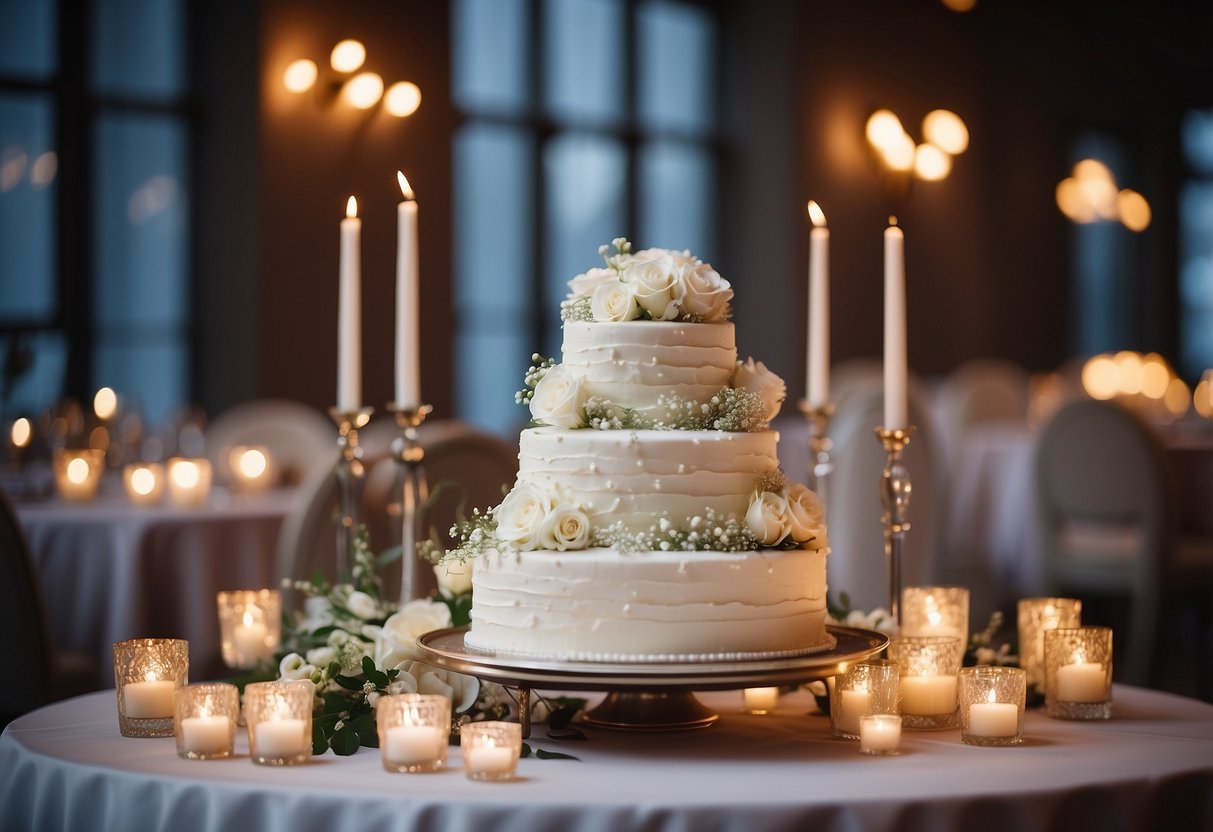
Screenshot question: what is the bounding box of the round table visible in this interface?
[3,686,1211,832]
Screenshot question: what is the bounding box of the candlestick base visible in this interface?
[385,403,432,605]
[875,426,915,625]
[797,400,834,513]
[329,406,375,583]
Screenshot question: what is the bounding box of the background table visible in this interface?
[15,487,297,684]
[3,686,1211,832]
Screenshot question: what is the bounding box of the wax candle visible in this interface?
[254,719,308,757]
[465,744,515,776]
[836,688,871,735]
[967,701,1018,737]
[54,449,104,501]
[883,219,907,429]
[180,715,232,755]
[233,613,271,663]
[859,715,901,755]
[167,457,212,507]
[338,195,362,411]
[1055,661,1106,703]
[123,462,164,506]
[124,680,177,719]
[899,674,958,716]
[395,172,420,408]
[806,200,830,407]
[385,724,445,765]
[744,687,779,713]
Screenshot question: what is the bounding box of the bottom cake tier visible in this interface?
[466,547,830,662]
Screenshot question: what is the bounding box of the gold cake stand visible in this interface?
[415,625,888,735]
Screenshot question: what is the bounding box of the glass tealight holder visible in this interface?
[167,456,212,507]
[244,681,313,766]
[859,714,902,756]
[889,635,963,729]
[228,445,274,493]
[1045,626,1113,720]
[829,660,900,739]
[461,721,522,781]
[1017,597,1082,691]
[122,462,165,506]
[377,693,451,773]
[901,585,970,641]
[174,682,239,760]
[217,589,281,669]
[743,687,780,714]
[959,666,1026,747]
[113,638,189,738]
[53,448,105,502]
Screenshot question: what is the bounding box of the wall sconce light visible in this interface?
[1055,158,1150,231]
[281,39,421,119]
[865,108,968,203]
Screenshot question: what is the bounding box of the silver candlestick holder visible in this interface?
[798,400,835,513]
[329,406,374,583]
[875,426,914,626]
[386,403,432,605]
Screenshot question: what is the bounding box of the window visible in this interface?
[0,0,191,429]
[1180,109,1213,380]
[451,0,720,434]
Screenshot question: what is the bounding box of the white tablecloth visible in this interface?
[16,487,297,684]
[3,686,1211,832]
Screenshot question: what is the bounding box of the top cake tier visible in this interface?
[561,320,737,420]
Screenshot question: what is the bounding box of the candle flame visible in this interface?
[397,171,414,200]
[145,671,158,683]
[987,689,996,704]
[243,610,256,628]
[807,200,826,227]
[927,609,942,627]
[888,215,898,226]
[346,196,357,218]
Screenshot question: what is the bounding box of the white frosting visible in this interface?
[517,427,779,532]
[561,320,736,419]
[467,547,830,661]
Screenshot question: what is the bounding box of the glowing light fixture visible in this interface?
[385,81,422,117]
[283,59,318,93]
[866,109,906,152]
[237,448,268,479]
[94,387,118,420]
[344,71,384,109]
[1117,189,1151,231]
[330,39,366,73]
[10,417,31,449]
[914,143,952,181]
[1195,372,1213,419]
[1057,159,1151,231]
[1081,355,1119,400]
[922,110,969,155]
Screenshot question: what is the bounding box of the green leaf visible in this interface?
[311,722,330,755]
[333,674,364,692]
[361,656,389,688]
[535,748,580,761]
[349,713,379,748]
[322,691,349,713]
[309,625,338,639]
[519,742,533,759]
[547,706,579,731]
[545,727,586,741]
[331,726,361,756]
[376,544,403,567]
[315,711,343,730]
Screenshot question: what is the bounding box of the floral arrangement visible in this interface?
[560,238,733,324]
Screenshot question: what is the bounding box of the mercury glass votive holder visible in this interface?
[113,638,189,738]
[122,462,165,506]
[743,687,780,714]
[244,681,313,766]
[1017,596,1082,691]
[859,714,902,756]
[174,682,239,760]
[227,445,274,492]
[901,585,970,642]
[53,448,105,502]
[830,660,900,739]
[377,693,451,773]
[959,666,1026,747]
[216,589,281,669]
[1044,626,1113,720]
[167,456,212,507]
[461,721,522,781]
[889,635,963,729]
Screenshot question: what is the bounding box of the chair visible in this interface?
[0,490,98,722]
[1032,399,1191,685]
[204,398,335,486]
[934,358,1030,476]
[276,419,518,603]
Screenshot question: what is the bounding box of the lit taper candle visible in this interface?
[883,217,907,429]
[807,200,830,407]
[395,172,420,408]
[338,196,362,411]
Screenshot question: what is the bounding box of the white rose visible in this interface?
[746,490,791,546]
[494,482,553,550]
[537,504,591,551]
[621,253,685,321]
[346,590,379,620]
[734,357,787,421]
[374,599,453,670]
[299,595,334,631]
[326,628,352,648]
[629,247,698,268]
[435,559,473,598]
[784,482,826,547]
[566,266,619,299]
[529,364,584,428]
[278,653,317,681]
[404,660,482,713]
[306,646,337,667]
[679,263,732,321]
[590,281,641,322]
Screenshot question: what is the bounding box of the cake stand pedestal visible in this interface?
[415,625,888,736]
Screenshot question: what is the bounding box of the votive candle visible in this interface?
[959,666,1026,746]
[461,721,522,781]
[113,638,189,738]
[174,682,239,760]
[1017,596,1082,691]
[167,457,212,507]
[377,693,451,773]
[244,681,313,766]
[54,448,105,502]
[859,714,901,756]
[830,660,899,740]
[1045,626,1113,720]
[743,687,779,714]
[122,462,164,506]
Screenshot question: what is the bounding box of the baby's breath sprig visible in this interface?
[443,508,500,563]
[515,354,558,406]
[560,296,595,323]
[583,396,649,431]
[599,237,633,270]
[591,510,759,553]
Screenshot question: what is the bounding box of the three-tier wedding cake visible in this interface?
[446,240,832,661]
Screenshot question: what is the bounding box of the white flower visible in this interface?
[590,281,641,322]
[346,590,379,620]
[538,504,591,551]
[404,660,481,713]
[339,639,370,675]
[435,559,473,598]
[278,653,317,681]
[621,252,685,321]
[299,595,334,631]
[733,357,787,421]
[838,607,899,636]
[566,266,619,299]
[629,247,698,268]
[784,482,827,548]
[306,646,337,667]
[374,598,453,671]
[679,262,732,321]
[494,482,553,550]
[529,364,584,428]
[746,490,791,546]
[326,628,352,648]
